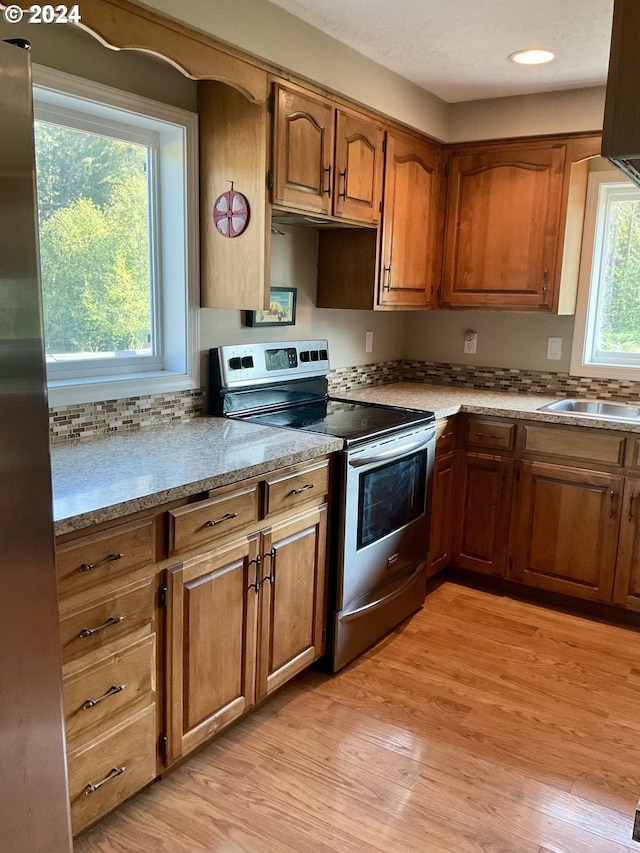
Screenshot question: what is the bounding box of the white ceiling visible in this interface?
[266,0,614,103]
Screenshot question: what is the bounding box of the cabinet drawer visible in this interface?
[60,578,154,665]
[523,424,625,465]
[465,418,515,452]
[57,517,158,600]
[68,704,156,835]
[168,484,259,556]
[434,418,456,454]
[264,460,330,517]
[64,635,155,749]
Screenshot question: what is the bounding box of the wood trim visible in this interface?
[77,0,269,102]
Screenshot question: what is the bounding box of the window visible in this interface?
[571,169,640,380]
[32,66,199,405]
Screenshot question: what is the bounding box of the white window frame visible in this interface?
[571,169,640,381]
[32,66,200,406]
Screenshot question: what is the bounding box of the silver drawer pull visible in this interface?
[79,553,124,573]
[78,615,125,638]
[473,432,501,439]
[205,512,237,527]
[82,684,126,710]
[85,766,126,795]
[290,483,314,496]
[439,432,454,440]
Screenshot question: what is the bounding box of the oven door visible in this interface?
[337,424,435,612]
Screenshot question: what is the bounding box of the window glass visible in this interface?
[35,121,156,367]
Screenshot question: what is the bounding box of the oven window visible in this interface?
[357,449,427,549]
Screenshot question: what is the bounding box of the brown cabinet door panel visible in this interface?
[613,478,640,610]
[257,505,327,699]
[334,110,384,223]
[379,132,441,308]
[166,537,258,762]
[428,450,456,577]
[513,461,622,601]
[273,85,334,214]
[452,454,513,576]
[442,144,565,309]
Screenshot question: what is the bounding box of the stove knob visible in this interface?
[241,356,254,369]
[310,350,319,361]
[300,351,310,362]
[228,357,242,370]
[319,349,328,361]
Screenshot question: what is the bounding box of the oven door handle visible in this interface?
[339,564,425,623]
[347,430,435,468]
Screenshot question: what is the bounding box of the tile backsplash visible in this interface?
[49,388,205,445]
[49,360,640,443]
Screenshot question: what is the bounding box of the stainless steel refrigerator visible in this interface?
[0,38,73,852]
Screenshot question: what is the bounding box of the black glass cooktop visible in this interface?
[238,398,434,445]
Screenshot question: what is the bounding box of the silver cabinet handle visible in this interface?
[473,432,501,439]
[82,684,126,710]
[383,266,392,291]
[78,615,125,639]
[339,168,347,199]
[248,554,262,594]
[79,553,124,573]
[290,483,314,496]
[628,493,637,522]
[85,766,126,795]
[609,490,617,519]
[205,512,237,527]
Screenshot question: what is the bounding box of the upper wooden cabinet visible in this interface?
[440,135,600,312]
[378,132,442,308]
[272,82,384,225]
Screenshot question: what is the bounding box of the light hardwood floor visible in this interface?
[74,581,640,852]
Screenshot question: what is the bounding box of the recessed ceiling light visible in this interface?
[508,48,555,66]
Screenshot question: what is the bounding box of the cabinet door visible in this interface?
[452,453,514,576]
[512,462,622,601]
[427,450,456,578]
[441,144,565,310]
[334,109,384,224]
[257,504,327,700]
[613,478,640,610]
[272,84,335,215]
[379,132,441,308]
[166,537,259,763]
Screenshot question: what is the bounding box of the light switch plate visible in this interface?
[547,337,563,360]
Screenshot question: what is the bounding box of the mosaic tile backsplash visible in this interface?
[49,361,640,443]
[49,388,205,445]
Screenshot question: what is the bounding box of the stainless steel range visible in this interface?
[209,340,435,671]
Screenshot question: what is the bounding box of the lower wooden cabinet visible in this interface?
[511,461,623,601]
[612,478,640,610]
[427,450,456,577]
[166,503,328,764]
[452,453,514,576]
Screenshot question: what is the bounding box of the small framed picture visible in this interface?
[245,287,297,327]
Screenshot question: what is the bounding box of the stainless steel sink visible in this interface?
[537,398,640,422]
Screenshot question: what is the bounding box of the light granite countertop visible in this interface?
[51,418,343,536]
[339,382,640,432]
[52,384,640,536]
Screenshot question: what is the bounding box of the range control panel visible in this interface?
[214,340,330,389]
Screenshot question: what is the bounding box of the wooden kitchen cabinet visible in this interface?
[56,515,162,835]
[440,134,600,312]
[427,419,457,577]
[165,460,330,765]
[452,452,514,576]
[612,478,640,610]
[272,82,384,224]
[378,131,442,308]
[317,129,442,310]
[511,461,623,601]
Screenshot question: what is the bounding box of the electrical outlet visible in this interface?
[365,330,373,353]
[463,330,478,354]
[547,337,563,360]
